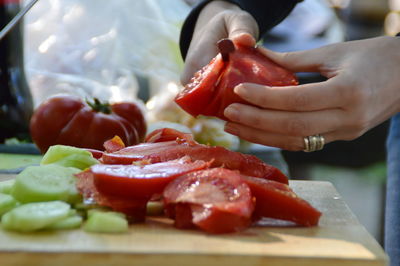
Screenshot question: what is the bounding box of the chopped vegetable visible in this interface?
[41,145,99,170]
[1,201,71,232]
[83,210,128,233]
[12,164,80,204]
[0,193,18,216]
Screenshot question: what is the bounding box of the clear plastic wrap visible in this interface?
[24,0,191,106]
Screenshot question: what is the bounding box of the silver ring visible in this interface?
[303,134,325,152]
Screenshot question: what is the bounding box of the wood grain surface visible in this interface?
[0,175,389,266]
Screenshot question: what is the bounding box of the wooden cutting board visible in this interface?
[0,174,389,266]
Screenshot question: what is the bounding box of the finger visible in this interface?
[224,122,336,151]
[234,79,344,111]
[225,11,258,45]
[180,33,220,85]
[258,46,330,73]
[224,103,346,137]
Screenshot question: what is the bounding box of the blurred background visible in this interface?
[13,0,400,245]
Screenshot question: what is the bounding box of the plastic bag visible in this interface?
[24,0,191,106]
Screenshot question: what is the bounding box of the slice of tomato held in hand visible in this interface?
[242,175,322,226]
[175,39,298,120]
[163,168,255,234]
[30,96,146,153]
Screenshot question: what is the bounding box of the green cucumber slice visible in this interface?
[41,145,98,170]
[0,179,15,194]
[47,215,83,230]
[83,211,128,233]
[0,193,18,216]
[12,164,80,203]
[1,201,70,232]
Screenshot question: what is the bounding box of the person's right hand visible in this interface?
[181,0,259,85]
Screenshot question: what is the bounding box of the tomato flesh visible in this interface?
[175,42,298,120]
[75,170,148,222]
[145,127,195,144]
[163,168,254,234]
[242,175,322,226]
[175,56,225,117]
[102,138,288,184]
[92,157,211,199]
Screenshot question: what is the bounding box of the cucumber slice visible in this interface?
[0,193,18,216]
[41,145,98,170]
[0,179,15,194]
[83,211,129,233]
[12,164,80,203]
[87,209,126,219]
[47,215,83,230]
[1,201,70,232]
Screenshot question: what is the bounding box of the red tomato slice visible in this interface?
[145,128,195,144]
[102,137,288,184]
[84,148,104,159]
[75,170,147,222]
[175,41,298,120]
[175,56,225,117]
[163,168,254,234]
[92,157,211,199]
[103,135,126,153]
[242,175,322,226]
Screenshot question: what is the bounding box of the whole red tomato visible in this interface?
[30,95,146,153]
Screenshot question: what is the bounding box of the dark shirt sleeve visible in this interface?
[179,0,301,60]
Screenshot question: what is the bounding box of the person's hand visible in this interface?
[181,0,259,85]
[223,36,400,151]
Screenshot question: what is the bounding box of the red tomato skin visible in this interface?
[102,139,288,184]
[163,168,254,234]
[76,170,147,222]
[175,42,298,120]
[30,95,146,153]
[242,175,322,226]
[29,96,84,153]
[92,157,211,199]
[112,102,146,141]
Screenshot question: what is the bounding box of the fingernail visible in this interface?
[224,123,239,135]
[234,84,246,96]
[224,105,239,121]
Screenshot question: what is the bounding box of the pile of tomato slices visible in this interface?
[76,128,321,234]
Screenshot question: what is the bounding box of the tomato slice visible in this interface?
[145,128,195,144]
[163,168,254,234]
[102,137,288,184]
[175,41,298,120]
[103,135,126,153]
[75,170,148,222]
[92,157,211,199]
[175,56,225,117]
[85,148,104,159]
[242,175,322,226]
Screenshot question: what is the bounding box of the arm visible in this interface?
[180,0,300,85]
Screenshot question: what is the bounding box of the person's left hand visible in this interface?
[181,1,258,85]
[223,36,400,151]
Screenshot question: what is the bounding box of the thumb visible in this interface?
[226,11,258,47]
[259,46,328,73]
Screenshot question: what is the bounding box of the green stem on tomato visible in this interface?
[86,98,111,114]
